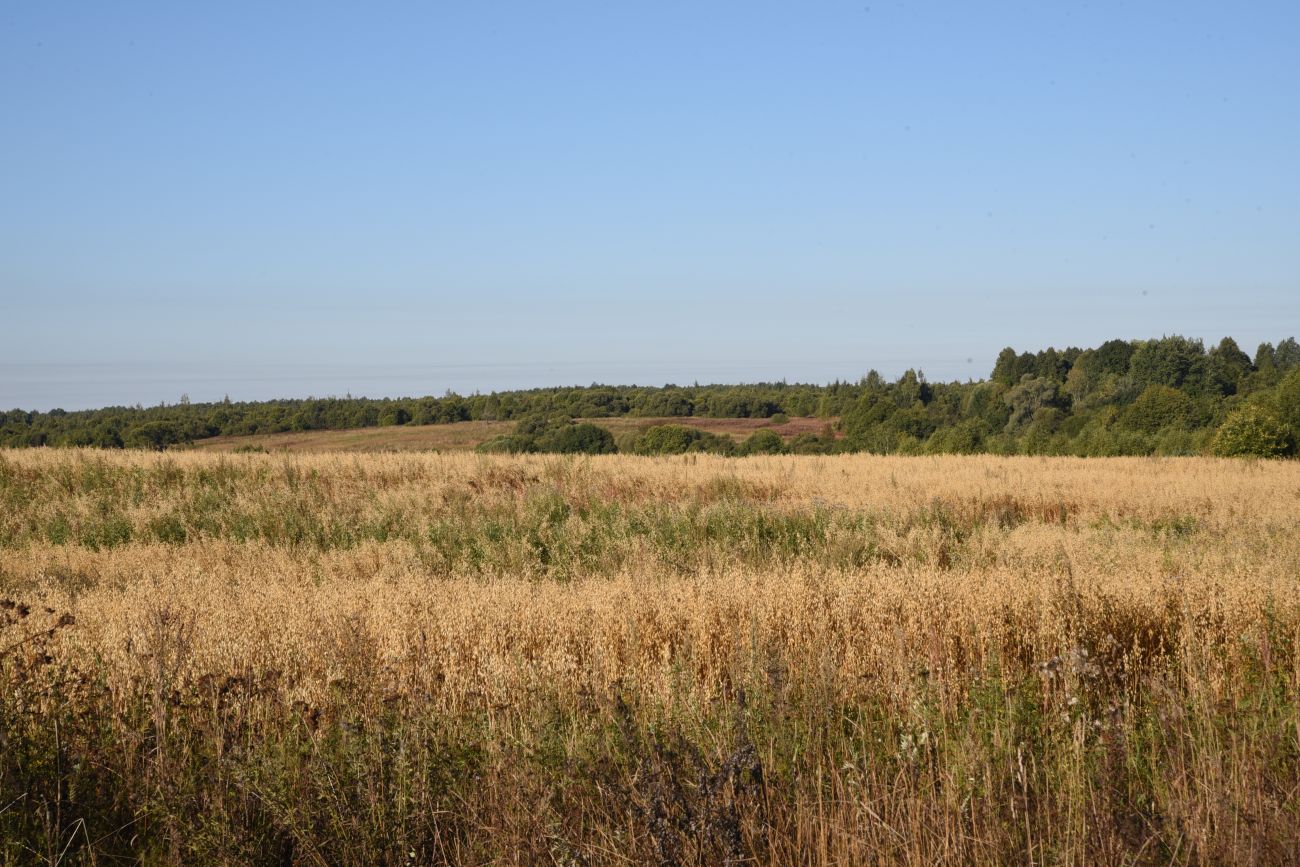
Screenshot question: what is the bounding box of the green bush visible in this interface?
[630,425,735,456]
[786,432,834,454]
[537,423,617,455]
[925,421,984,455]
[475,435,537,454]
[124,421,186,450]
[740,429,785,455]
[514,413,571,438]
[1211,405,1294,457]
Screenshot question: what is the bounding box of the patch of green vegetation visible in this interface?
[4,335,1298,458]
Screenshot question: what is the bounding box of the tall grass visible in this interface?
[1,450,1298,864]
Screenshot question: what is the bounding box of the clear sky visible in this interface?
[3,1,1298,410]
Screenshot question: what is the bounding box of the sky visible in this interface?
[2,1,1298,411]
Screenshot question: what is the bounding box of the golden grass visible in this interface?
[1,450,1298,863]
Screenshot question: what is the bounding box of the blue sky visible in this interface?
[3,1,1298,410]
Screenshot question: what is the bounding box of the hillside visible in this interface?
[187,415,836,453]
[4,335,1298,457]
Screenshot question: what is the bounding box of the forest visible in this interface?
[3,335,1298,457]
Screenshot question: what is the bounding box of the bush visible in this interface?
[475,435,537,454]
[630,425,734,456]
[925,421,984,455]
[124,421,186,450]
[537,423,617,455]
[1211,405,1294,458]
[769,413,790,426]
[514,413,572,438]
[849,423,905,455]
[786,432,833,455]
[740,429,785,455]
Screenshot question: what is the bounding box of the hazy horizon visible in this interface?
[6,327,1295,412]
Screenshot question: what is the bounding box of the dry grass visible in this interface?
[1,450,1298,864]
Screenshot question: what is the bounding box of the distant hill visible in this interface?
[3,335,1297,457]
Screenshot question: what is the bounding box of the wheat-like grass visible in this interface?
[1,450,1297,864]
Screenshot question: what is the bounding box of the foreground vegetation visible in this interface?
[4,334,1299,457]
[2,449,1298,863]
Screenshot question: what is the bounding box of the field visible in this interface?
[1,450,1298,864]
[187,416,836,453]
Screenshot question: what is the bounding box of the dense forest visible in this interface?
[3,335,1298,457]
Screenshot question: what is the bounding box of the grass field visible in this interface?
[1,450,1298,864]
[187,415,837,452]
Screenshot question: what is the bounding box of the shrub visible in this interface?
[785,432,832,455]
[630,425,734,455]
[475,435,537,454]
[925,421,984,455]
[537,423,617,455]
[514,413,572,438]
[1211,405,1294,457]
[124,421,186,450]
[740,429,785,455]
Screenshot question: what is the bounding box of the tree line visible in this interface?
[3,335,1298,457]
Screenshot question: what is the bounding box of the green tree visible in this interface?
[1093,339,1135,377]
[378,406,411,426]
[888,404,937,440]
[925,420,984,454]
[1003,376,1061,432]
[991,348,1035,386]
[1205,337,1253,396]
[1273,368,1300,433]
[893,369,932,407]
[125,421,185,450]
[1276,337,1300,370]
[964,381,1011,430]
[1128,336,1206,393]
[1117,385,1194,433]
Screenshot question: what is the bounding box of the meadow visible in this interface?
[1,449,1298,864]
